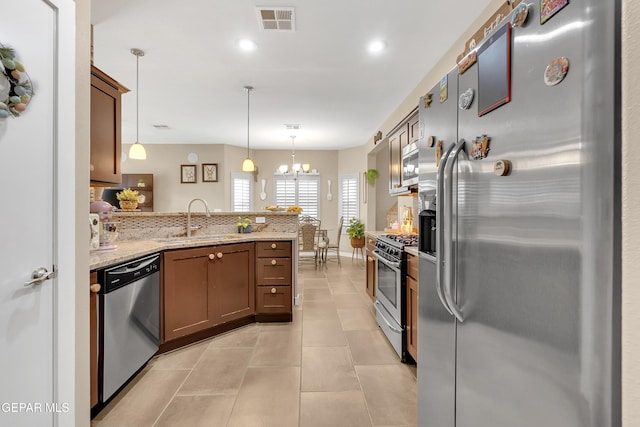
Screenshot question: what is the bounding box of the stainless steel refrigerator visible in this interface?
[417,2,620,426]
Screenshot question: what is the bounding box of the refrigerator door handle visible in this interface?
[443,139,466,322]
[436,142,456,316]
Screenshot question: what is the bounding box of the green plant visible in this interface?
[365,169,379,186]
[346,217,365,239]
[235,216,253,229]
[116,188,140,201]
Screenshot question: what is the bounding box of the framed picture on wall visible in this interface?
[180,164,197,183]
[202,163,218,182]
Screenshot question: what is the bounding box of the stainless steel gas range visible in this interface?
[373,233,417,362]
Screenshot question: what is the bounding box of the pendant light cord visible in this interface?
[246,87,251,157]
[136,53,139,143]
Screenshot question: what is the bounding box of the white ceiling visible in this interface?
[91,0,493,151]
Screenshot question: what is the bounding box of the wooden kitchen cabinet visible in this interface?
[89,271,99,409]
[387,106,417,195]
[162,242,255,342]
[406,252,418,361]
[255,241,293,320]
[90,66,129,186]
[365,237,377,301]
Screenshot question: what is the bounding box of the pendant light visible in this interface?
[241,85,255,172]
[129,48,147,160]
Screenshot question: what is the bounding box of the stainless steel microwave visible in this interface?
[401,142,419,187]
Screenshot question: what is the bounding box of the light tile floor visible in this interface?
[92,257,417,427]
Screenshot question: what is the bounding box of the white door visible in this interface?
[0,1,76,425]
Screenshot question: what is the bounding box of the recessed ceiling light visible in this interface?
[368,40,386,54]
[239,39,258,52]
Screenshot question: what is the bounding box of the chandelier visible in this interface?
[279,135,310,176]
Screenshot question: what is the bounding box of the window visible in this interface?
[231,172,253,212]
[339,173,359,230]
[274,174,320,218]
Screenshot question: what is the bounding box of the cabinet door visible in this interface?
[366,248,377,301]
[388,130,402,193]
[90,68,124,185]
[406,275,418,361]
[212,243,255,323]
[408,111,420,144]
[163,247,215,341]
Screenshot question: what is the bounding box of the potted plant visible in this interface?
[365,169,379,186]
[116,188,140,211]
[235,216,253,233]
[346,217,365,248]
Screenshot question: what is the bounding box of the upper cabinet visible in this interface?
[388,107,418,195]
[90,66,129,186]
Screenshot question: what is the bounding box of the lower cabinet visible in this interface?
[255,241,292,318]
[163,242,255,342]
[365,237,377,301]
[406,252,418,361]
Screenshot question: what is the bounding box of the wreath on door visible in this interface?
[0,43,34,118]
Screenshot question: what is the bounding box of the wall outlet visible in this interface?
[255,216,266,224]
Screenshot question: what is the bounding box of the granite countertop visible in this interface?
[365,230,387,239]
[90,232,298,270]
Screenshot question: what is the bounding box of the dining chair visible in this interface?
[298,216,322,266]
[324,216,344,267]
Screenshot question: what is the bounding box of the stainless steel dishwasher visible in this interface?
[99,253,160,403]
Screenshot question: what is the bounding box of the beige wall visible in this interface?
[622,0,639,422]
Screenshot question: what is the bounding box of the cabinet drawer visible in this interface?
[256,241,292,258]
[407,253,418,280]
[366,237,377,252]
[256,258,292,286]
[256,285,292,314]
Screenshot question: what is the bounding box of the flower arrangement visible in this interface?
[116,188,140,201]
[286,206,303,213]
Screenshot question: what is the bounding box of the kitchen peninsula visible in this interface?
[89,211,299,414]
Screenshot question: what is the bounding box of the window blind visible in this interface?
[274,174,320,217]
[231,173,252,212]
[339,173,359,228]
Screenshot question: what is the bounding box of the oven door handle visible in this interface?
[374,301,404,333]
[372,250,401,270]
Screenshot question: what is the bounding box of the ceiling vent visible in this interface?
[153,124,170,129]
[256,7,295,31]
[285,124,300,130]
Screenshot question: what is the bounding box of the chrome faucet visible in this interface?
[187,198,211,237]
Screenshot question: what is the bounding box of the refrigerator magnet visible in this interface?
[457,51,477,75]
[436,140,443,166]
[544,57,570,86]
[493,160,512,176]
[424,93,433,108]
[440,75,448,103]
[540,0,569,25]
[511,2,529,28]
[471,135,491,160]
[459,88,475,110]
[427,136,435,148]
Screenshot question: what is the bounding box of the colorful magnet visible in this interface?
[457,51,477,75]
[544,57,570,86]
[493,160,512,176]
[435,140,443,166]
[440,75,448,103]
[459,88,475,110]
[540,0,569,25]
[427,136,435,147]
[470,135,491,160]
[424,93,433,108]
[511,2,529,27]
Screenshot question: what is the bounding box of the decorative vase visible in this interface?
[237,225,252,234]
[119,200,138,211]
[350,236,365,248]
